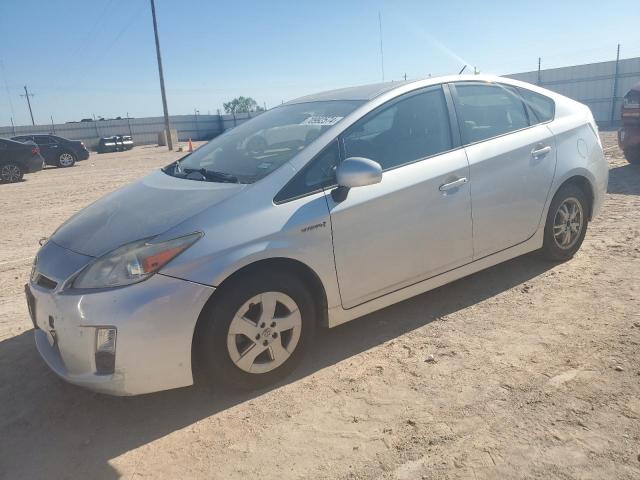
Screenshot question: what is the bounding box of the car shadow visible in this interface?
[0,253,554,479]
[607,163,640,195]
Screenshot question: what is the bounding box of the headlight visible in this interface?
[71,232,202,289]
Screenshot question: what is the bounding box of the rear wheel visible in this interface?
[541,184,589,261]
[57,151,76,168]
[195,271,316,390]
[623,147,640,165]
[0,163,24,183]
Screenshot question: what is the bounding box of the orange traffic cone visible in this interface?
[188,138,194,152]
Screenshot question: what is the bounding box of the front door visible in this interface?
[327,86,473,308]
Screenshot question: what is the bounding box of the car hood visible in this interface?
[51,169,246,257]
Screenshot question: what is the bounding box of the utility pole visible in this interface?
[378,11,385,82]
[126,112,133,137]
[10,116,15,136]
[50,115,55,134]
[403,73,407,81]
[537,57,542,85]
[610,43,621,127]
[21,85,35,125]
[150,0,172,150]
[194,108,200,140]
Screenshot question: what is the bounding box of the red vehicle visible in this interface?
[618,82,640,164]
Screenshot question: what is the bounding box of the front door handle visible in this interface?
[531,145,551,159]
[439,177,468,191]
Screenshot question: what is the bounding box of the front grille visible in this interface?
[35,274,57,290]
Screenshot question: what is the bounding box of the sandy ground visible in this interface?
[0,133,638,480]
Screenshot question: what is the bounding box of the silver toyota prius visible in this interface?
[26,75,608,395]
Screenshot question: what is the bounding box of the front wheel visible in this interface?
[57,152,76,168]
[540,184,589,261]
[0,163,24,183]
[195,271,316,390]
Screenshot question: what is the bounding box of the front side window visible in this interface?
[343,87,453,170]
[518,88,555,123]
[454,83,529,144]
[166,100,363,184]
[274,141,340,203]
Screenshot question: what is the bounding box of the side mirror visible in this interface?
[336,157,382,188]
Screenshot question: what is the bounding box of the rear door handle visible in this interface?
[439,177,468,191]
[531,145,551,159]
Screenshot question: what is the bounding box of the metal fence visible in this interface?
[0,112,258,150]
[505,56,640,127]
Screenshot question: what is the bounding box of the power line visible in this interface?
[0,59,15,121]
[378,11,385,82]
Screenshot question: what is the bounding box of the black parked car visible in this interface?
[11,134,89,167]
[0,138,44,183]
[97,135,134,153]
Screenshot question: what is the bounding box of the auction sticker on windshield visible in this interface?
[300,116,343,126]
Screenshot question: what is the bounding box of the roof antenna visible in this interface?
[378,11,385,82]
[458,65,467,74]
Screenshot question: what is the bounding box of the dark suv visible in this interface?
[11,134,90,168]
[618,82,640,164]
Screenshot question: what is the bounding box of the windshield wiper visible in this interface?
[183,168,239,184]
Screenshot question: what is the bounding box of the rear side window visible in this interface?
[343,87,453,170]
[518,88,555,123]
[34,136,55,144]
[454,83,529,144]
[274,141,340,203]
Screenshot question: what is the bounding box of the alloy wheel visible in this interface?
[59,153,75,167]
[226,291,302,374]
[552,197,583,250]
[1,164,22,182]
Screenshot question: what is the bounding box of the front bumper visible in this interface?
[27,274,214,396]
[77,149,90,161]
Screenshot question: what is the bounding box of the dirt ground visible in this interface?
[0,133,638,480]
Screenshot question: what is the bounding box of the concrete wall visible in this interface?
[505,57,640,127]
[0,112,259,150]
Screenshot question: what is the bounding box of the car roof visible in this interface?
[283,74,554,106]
[284,80,415,104]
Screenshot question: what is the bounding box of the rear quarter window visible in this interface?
[518,88,555,123]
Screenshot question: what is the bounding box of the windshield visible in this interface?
[164,100,363,184]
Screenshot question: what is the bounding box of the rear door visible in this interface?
[34,135,60,163]
[327,85,473,308]
[450,82,557,259]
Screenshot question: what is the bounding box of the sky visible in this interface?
[0,0,638,126]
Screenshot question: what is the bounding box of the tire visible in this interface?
[540,183,589,261]
[57,151,76,168]
[195,270,317,390]
[0,163,24,183]
[623,147,640,165]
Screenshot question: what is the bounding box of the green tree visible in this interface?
[223,96,265,114]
